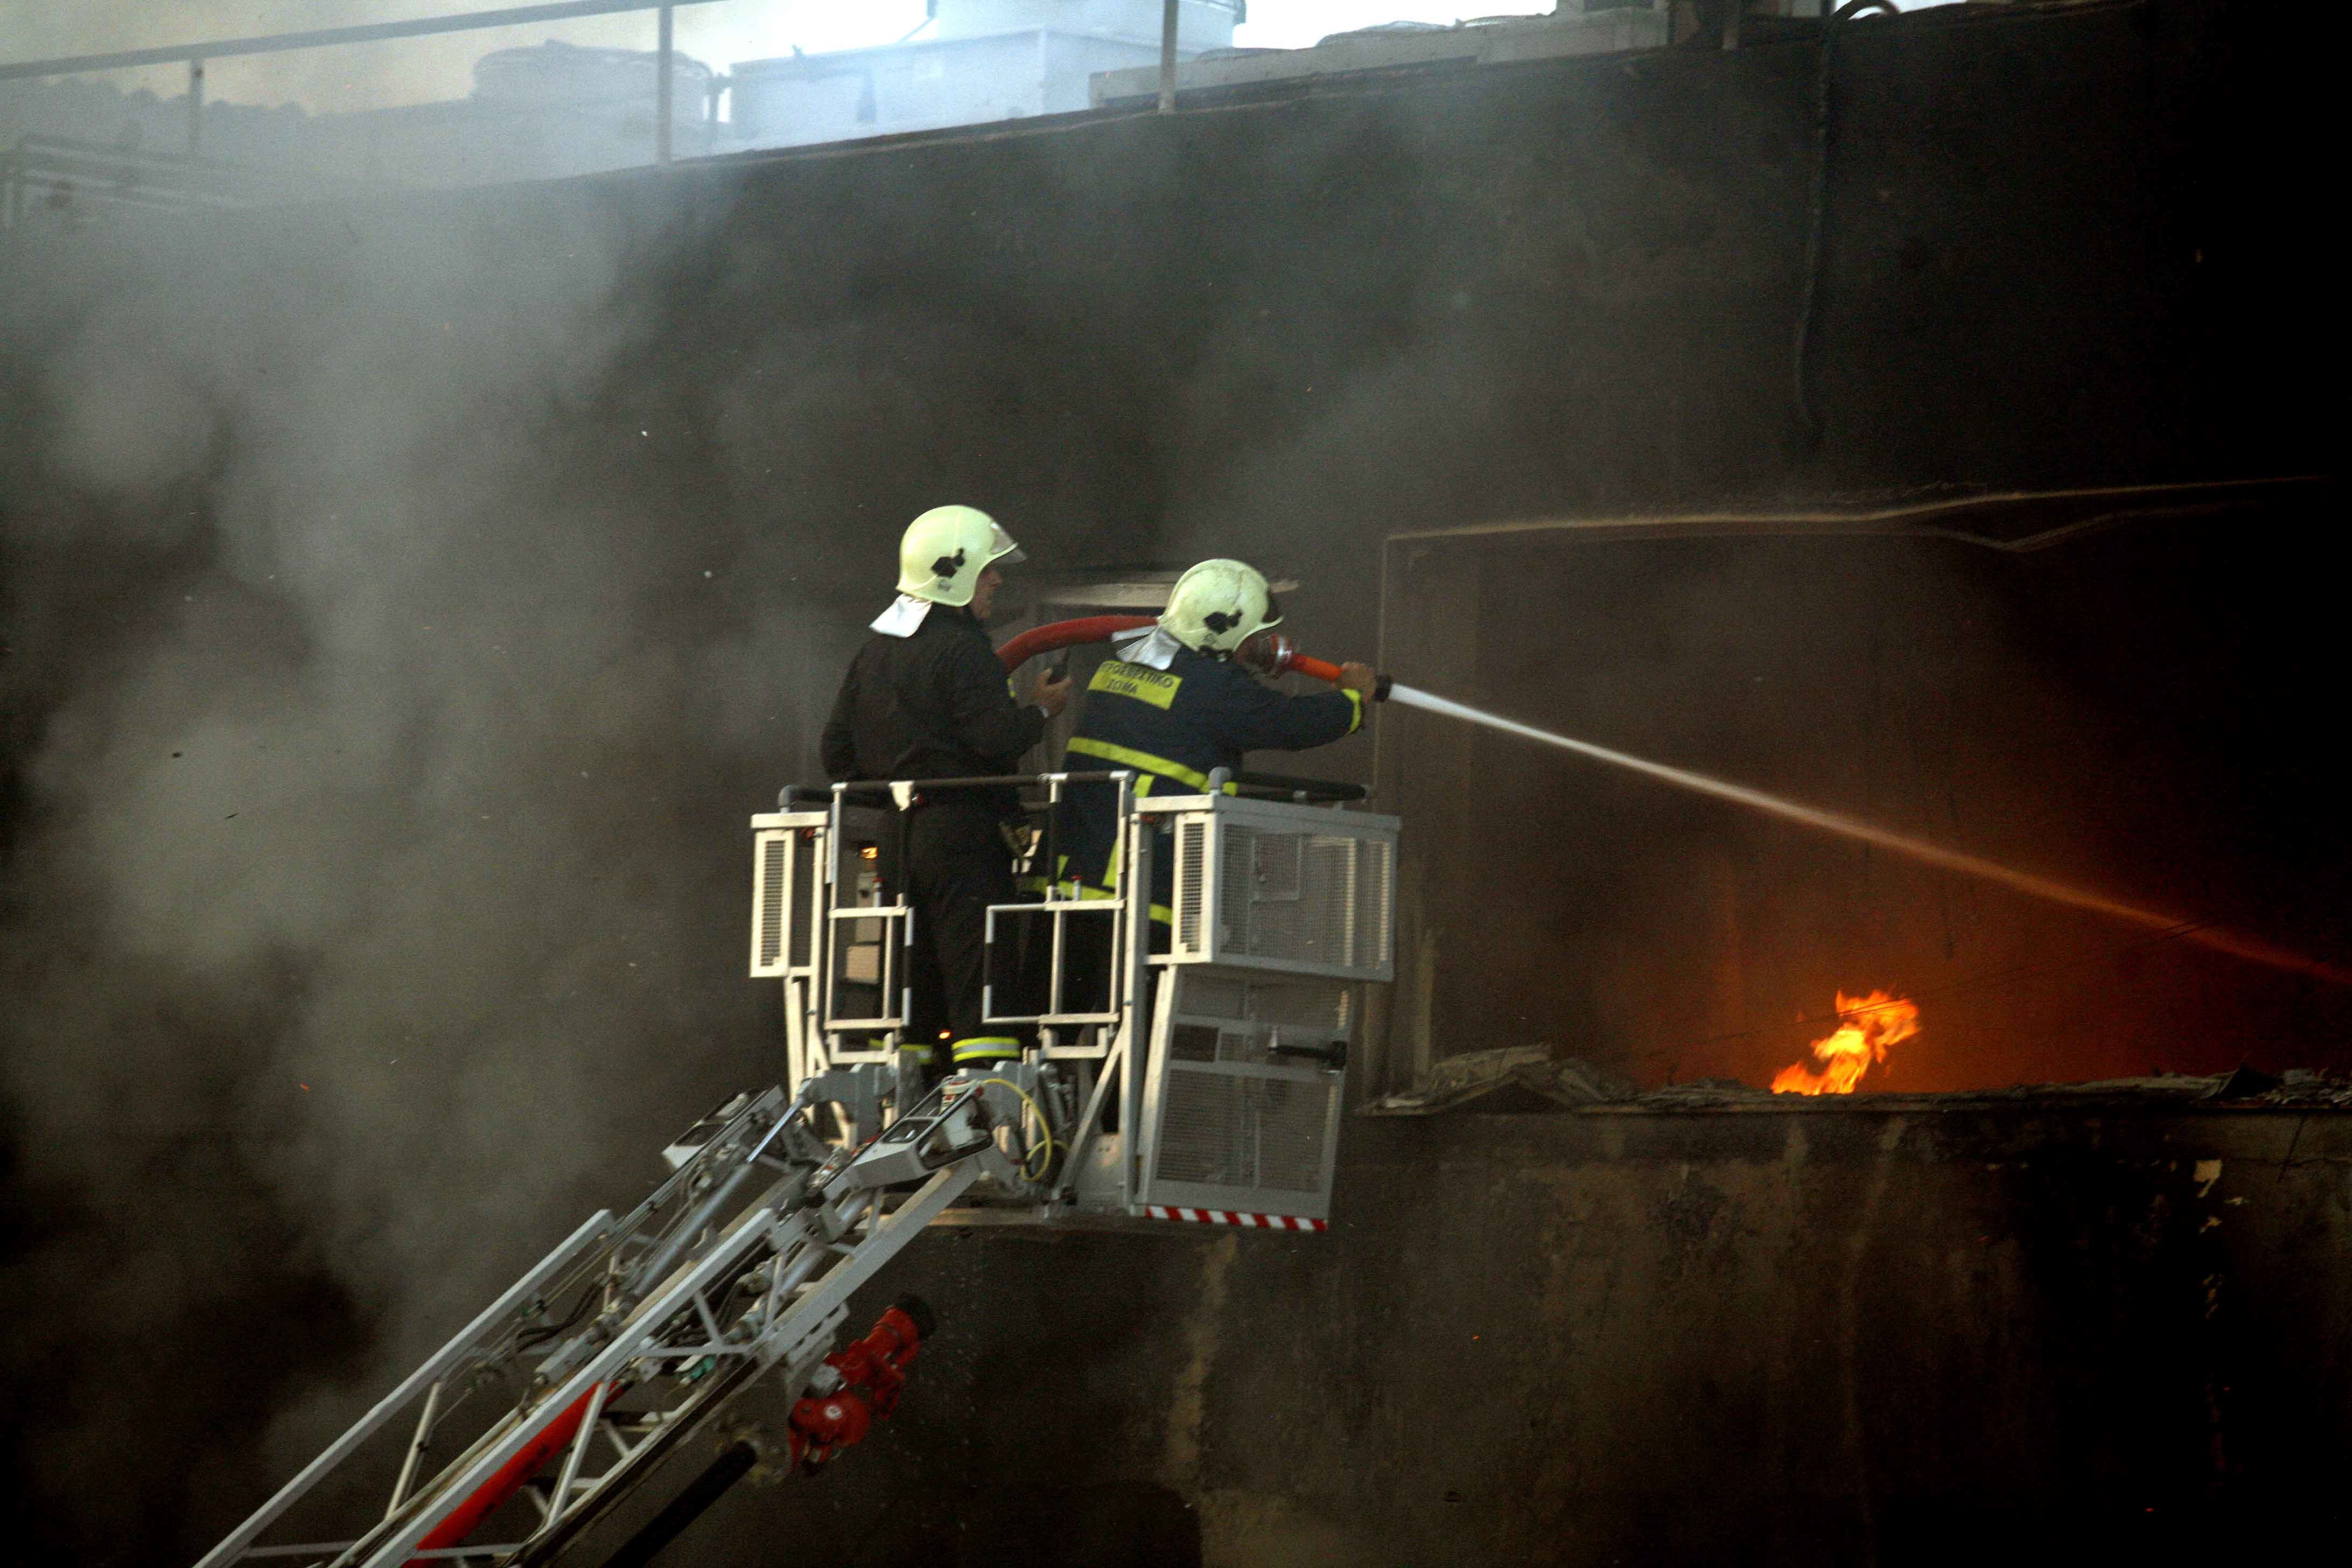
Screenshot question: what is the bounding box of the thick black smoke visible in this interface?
[0,104,1177,1555]
[0,170,874,1557]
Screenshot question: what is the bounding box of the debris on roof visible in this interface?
[1364,1057,2352,1115]
[1364,1047,1636,1115]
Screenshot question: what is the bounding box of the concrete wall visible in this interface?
[562,1105,2352,1566]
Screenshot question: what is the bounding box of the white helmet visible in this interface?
[1160,558,1283,656]
[897,505,1025,607]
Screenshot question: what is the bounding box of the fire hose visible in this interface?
[996,615,1393,699]
[992,614,1153,670]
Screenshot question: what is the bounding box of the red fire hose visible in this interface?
[996,618,1383,696]
[1254,634,1347,685]
[993,615,1154,671]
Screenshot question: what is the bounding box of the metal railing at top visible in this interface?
[786,768,1367,813]
[778,765,1382,1044]
[0,0,1217,180]
[0,2,728,165]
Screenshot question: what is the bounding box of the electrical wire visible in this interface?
[1790,5,1840,445]
[1791,0,1904,446]
[974,1077,1058,1182]
[514,1273,603,1354]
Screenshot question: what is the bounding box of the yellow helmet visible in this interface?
[1160,558,1283,655]
[896,505,1025,606]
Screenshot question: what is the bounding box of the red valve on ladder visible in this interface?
[789,1296,934,1471]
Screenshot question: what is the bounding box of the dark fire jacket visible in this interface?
[820,606,1045,814]
[1052,646,1363,913]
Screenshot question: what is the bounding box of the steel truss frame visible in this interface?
[197,1087,1014,1568]
[203,769,1390,1567]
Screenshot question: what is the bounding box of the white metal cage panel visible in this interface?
[747,811,825,980]
[1165,1023,1344,1070]
[1173,816,1212,959]
[819,808,908,1051]
[1160,797,1397,981]
[1167,974,1350,1030]
[1135,964,1348,1223]
[1141,1061,1339,1220]
[819,908,908,1053]
[755,831,789,972]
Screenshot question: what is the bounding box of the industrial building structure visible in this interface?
[1,3,1819,213]
[0,2,2343,1565]
[2,0,1247,202]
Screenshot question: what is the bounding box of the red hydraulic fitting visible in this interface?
[788,1295,934,1472]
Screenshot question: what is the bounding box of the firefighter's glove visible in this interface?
[998,817,1040,861]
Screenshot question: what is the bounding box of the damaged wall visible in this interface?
[552,1105,2352,1567]
[1371,494,2352,1096]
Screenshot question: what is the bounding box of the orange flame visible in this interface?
[1770,991,1920,1095]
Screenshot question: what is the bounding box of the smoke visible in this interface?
[0,172,848,1557]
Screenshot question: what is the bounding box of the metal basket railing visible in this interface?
[751,767,1395,1222]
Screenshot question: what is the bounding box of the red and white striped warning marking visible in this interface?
[1144,1205,1327,1232]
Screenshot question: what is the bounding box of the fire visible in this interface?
[1770,991,1920,1095]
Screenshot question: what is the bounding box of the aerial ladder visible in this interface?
[197,622,1397,1567]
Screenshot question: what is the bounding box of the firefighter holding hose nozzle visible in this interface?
[821,506,1071,1086]
[1052,559,1376,1002]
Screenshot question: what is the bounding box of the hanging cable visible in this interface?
[1791,0,1900,446]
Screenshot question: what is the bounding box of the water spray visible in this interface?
[1004,619,2349,987]
[1380,684,2349,985]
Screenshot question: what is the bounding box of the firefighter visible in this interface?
[1050,559,1376,1006]
[821,505,1070,1082]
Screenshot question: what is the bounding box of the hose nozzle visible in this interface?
[1237,630,1294,675]
[1242,632,1389,699]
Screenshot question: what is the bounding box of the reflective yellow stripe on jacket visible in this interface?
[950,1035,1021,1063]
[1065,735,1209,792]
[1065,737,1246,796]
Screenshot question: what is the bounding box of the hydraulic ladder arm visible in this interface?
[195,1080,1017,1568]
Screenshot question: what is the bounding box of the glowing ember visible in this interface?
[1770,991,1920,1095]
